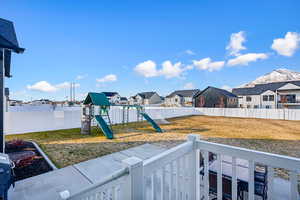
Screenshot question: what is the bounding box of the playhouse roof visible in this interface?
[83,92,110,106]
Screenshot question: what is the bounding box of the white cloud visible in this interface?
[185,49,195,55]
[271,32,300,57]
[134,60,192,79]
[27,81,80,92]
[56,82,80,89]
[96,74,118,83]
[183,82,195,89]
[27,81,58,92]
[227,53,268,66]
[226,31,246,56]
[134,60,158,78]
[193,57,225,72]
[76,74,88,80]
[160,61,185,79]
[221,85,232,92]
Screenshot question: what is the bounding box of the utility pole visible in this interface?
[70,82,73,103]
[73,82,76,102]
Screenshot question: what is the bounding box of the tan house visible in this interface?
[164,89,200,107]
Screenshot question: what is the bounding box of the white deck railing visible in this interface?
[66,135,300,200]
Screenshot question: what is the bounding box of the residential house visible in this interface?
[165,89,200,107]
[119,97,128,105]
[129,92,162,105]
[30,99,52,105]
[102,92,121,104]
[232,80,300,109]
[8,99,23,106]
[194,86,238,108]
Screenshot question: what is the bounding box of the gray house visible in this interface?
[129,92,162,105]
[194,86,238,108]
[232,80,300,109]
[165,89,200,107]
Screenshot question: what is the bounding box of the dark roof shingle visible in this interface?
[137,92,157,99]
[195,86,237,98]
[166,89,200,98]
[232,80,300,96]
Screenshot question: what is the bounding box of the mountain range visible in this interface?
[239,68,300,88]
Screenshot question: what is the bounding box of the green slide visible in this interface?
[94,115,114,139]
[140,113,163,133]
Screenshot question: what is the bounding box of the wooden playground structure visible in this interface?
[81,92,163,139]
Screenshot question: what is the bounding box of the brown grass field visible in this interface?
[6,115,300,168]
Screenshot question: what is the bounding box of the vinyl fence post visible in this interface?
[122,156,144,200]
[187,134,200,200]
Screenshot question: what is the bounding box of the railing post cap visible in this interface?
[122,156,143,168]
[187,134,200,141]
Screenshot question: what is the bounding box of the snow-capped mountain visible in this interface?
[240,68,300,88]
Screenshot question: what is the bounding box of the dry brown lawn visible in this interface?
[6,115,300,168]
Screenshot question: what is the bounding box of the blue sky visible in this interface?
[1,0,300,101]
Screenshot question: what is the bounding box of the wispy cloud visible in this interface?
[193,57,225,72]
[271,32,300,57]
[134,60,192,79]
[96,74,118,83]
[76,74,88,80]
[227,53,268,66]
[27,81,80,92]
[184,49,196,55]
[226,31,246,56]
[221,85,232,92]
[183,82,195,89]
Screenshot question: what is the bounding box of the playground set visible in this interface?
[81,92,163,139]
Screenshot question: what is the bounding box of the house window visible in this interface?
[263,95,268,101]
[254,105,259,109]
[175,99,178,102]
[266,105,271,109]
[246,96,252,102]
[269,95,274,101]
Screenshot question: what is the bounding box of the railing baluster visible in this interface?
[290,170,299,200]
[170,162,174,200]
[176,158,180,200]
[151,173,155,200]
[203,150,209,200]
[161,166,166,200]
[232,156,237,200]
[248,160,255,200]
[183,154,187,200]
[217,153,222,200]
[196,149,200,200]
[267,166,274,200]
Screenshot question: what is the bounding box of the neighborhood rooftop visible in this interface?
[232,80,300,96]
[137,91,157,99]
[102,92,119,97]
[196,86,237,98]
[166,89,200,98]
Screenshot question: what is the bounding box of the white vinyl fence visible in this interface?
[5,107,300,135]
[4,107,201,135]
[196,108,300,121]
